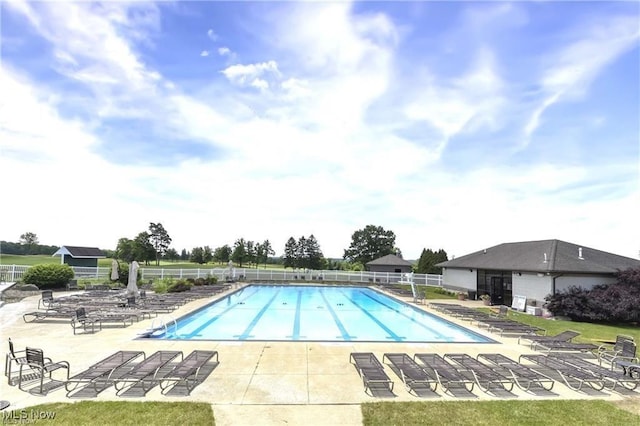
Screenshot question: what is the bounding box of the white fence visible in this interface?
[0,265,110,282]
[0,265,443,287]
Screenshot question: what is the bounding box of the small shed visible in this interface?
[53,246,106,268]
[366,254,413,274]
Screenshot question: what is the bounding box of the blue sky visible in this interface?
[1,1,638,261]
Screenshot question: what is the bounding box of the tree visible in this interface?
[164,248,179,262]
[343,225,396,265]
[190,247,205,264]
[231,238,248,267]
[148,222,172,266]
[433,249,448,273]
[416,248,448,274]
[256,240,275,268]
[213,245,232,264]
[283,237,297,269]
[115,238,135,262]
[303,234,323,270]
[416,249,434,274]
[296,236,307,268]
[133,232,155,265]
[180,248,189,261]
[1,239,57,255]
[203,246,213,264]
[19,232,39,255]
[245,240,256,267]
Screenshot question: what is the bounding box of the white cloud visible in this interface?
[200,50,209,57]
[1,2,637,262]
[281,78,311,99]
[250,78,269,90]
[404,47,505,157]
[221,60,280,87]
[522,14,640,145]
[207,28,217,41]
[218,47,231,56]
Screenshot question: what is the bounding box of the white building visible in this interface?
[437,239,640,307]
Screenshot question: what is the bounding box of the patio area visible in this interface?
[1,286,636,425]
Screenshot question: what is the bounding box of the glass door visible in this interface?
[490,277,505,305]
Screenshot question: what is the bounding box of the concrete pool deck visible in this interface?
[1,286,637,425]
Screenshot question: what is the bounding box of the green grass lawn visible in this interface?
[493,308,640,344]
[16,399,640,425]
[16,401,214,425]
[0,254,59,266]
[362,400,640,426]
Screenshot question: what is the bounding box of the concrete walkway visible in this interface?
[0,287,634,425]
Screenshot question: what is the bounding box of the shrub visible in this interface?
[204,275,218,285]
[545,267,640,324]
[153,278,174,294]
[194,277,206,286]
[22,264,74,290]
[167,280,192,293]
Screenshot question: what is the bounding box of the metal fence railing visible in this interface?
[139,268,443,286]
[0,265,443,287]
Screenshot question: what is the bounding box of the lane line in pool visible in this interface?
[236,288,281,340]
[291,288,302,339]
[175,286,262,338]
[341,290,404,341]
[361,290,449,340]
[152,285,490,342]
[319,289,354,340]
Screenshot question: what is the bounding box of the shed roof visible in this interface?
[366,254,414,267]
[437,240,640,274]
[53,246,106,259]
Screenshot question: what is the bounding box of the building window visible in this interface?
[477,269,513,305]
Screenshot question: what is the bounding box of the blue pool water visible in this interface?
[147,285,493,343]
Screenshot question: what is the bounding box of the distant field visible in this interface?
[0,254,58,265]
[0,254,285,270]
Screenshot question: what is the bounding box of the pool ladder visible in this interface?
[145,315,178,337]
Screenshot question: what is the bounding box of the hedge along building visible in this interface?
[52,246,106,267]
[436,240,640,307]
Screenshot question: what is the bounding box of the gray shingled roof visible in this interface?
[55,246,106,258]
[437,240,640,274]
[366,254,414,267]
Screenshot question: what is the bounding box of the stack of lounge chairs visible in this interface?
[531,340,599,354]
[520,351,640,392]
[519,353,607,391]
[6,340,219,398]
[429,303,543,337]
[518,330,580,348]
[22,286,233,333]
[544,352,639,391]
[519,330,627,357]
[352,351,571,398]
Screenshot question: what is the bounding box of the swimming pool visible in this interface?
[145,285,494,343]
